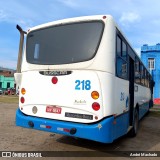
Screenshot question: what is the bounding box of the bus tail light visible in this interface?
[51,77,58,84]
[91,91,99,100]
[21,88,26,95]
[92,102,100,111]
[20,97,25,103]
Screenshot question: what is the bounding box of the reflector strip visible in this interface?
[40,125,46,128]
[57,127,70,132]
[63,128,70,132]
[40,125,51,129]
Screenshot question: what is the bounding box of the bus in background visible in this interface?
[15,15,154,143]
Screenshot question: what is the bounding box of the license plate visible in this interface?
[46,106,61,114]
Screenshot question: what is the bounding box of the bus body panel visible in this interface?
[114,78,129,115]
[21,16,116,75]
[134,84,151,119]
[19,70,103,123]
[16,108,129,143]
[95,72,129,116]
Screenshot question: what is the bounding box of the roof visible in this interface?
[141,44,160,52]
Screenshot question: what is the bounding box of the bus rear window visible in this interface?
[26,21,104,65]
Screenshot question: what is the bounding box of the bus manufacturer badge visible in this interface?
[74,100,86,105]
[39,71,72,76]
[46,105,61,114]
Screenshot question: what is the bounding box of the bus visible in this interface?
[15,15,154,143]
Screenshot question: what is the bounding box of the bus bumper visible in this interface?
[16,109,115,143]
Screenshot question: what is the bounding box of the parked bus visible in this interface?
[15,15,154,143]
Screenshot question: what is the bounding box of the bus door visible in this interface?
[129,57,134,126]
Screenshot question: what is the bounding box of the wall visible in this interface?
[0,75,15,90]
[141,44,160,104]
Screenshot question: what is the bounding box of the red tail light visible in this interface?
[51,77,58,84]
[20,97,25,103]
[92,102,100,111]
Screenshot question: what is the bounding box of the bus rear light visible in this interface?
[95,116,98,120]
[103,16,107,19]
[20,97,25,103]
[91,91,99,100]
[51,77,58,84]
[21,88,26,95]
[92,102,100,111]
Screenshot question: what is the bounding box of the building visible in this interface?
[0,67,15,91]
[141,43,160,104]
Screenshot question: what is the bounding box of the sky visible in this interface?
[0,0,160,69]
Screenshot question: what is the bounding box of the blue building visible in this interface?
[141,43,160,104]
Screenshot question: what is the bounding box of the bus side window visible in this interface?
[140,65,145,86]
[116,35,128,80]
[122,41,127,60]
[148,73,150,88]
[146,72,149,87]
[144,69,147,87]
[135,58,141,84]
[117,36,121,56]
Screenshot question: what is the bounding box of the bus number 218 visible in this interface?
[75,80,91,90]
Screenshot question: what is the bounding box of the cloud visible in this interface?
[58,0,79,8]
[0,9,6,19]
[0,7,33,31]
[119,12,141,26]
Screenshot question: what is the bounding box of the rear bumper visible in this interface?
[16,109,115,143]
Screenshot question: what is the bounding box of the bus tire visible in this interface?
[129,109,139,137]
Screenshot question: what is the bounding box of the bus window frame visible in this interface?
[116,29,151,88]
[116,31,129,80]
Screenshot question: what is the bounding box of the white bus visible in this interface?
[15,15,154,143]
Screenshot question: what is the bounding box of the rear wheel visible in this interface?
[129,109,139,137]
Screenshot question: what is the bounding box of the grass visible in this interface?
[0,95,19,103]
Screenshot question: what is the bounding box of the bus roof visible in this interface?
[28,15,113,32]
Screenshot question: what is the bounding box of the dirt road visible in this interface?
[0,102,160,160]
